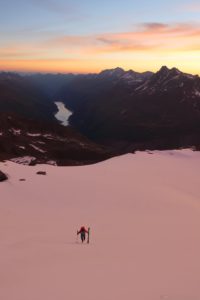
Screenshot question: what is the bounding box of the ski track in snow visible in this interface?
[1,149,200,300]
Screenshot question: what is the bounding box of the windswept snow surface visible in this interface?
[1,150,200,300]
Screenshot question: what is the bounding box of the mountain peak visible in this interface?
[171,67,181,73]
[113,67,125,72]
[158,66,181,76]
[98,67,153,82]
[159,66,170,72]
[99,67,125,78]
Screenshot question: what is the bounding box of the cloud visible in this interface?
[2,22,200,66]
[0,44,49,59]
[43,22,200,54]
[141,23,168,31]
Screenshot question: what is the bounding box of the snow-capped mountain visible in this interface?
[97,67,153,84]
[60,66,200,150]
[136,66,200,96]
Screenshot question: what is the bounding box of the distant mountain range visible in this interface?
[1,66,200,164]
[58,66,200,150]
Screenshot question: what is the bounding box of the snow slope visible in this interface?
[1,150,200,300]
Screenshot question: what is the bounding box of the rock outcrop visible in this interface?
[0,170,8,182]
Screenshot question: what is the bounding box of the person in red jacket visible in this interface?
[77,226,89,243]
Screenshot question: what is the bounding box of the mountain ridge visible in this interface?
[58,65,200,150]
[1,66,200,161]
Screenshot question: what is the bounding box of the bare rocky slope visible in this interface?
[0,113,112,166]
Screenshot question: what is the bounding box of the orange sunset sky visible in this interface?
[1,0,200,74]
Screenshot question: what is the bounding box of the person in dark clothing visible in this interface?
[77,226,89,243]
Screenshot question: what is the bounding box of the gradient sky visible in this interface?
[1,0,200,74]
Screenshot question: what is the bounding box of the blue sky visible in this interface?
[0,0,197,34]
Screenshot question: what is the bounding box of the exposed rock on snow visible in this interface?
[36,171,46,175]
[0,170,7,181]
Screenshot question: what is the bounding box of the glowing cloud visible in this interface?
[1,22,200,74]
[43,23,200,54]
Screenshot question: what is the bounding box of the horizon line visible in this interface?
[0,65,199,76]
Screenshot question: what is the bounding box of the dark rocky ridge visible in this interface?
[1,66,200,163]
[0,72,56,120]
[0,170,8,181]
[58,66,200,151]
[0,113,113,166]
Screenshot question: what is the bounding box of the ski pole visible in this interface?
[87,227,90,244]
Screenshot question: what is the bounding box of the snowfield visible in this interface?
[1,150,200,300]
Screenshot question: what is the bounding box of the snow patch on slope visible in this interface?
[10,156,36,165]
[30,144,46,153]
[1,149,200,300]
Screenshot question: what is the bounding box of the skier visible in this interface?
[77,226,89,243]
